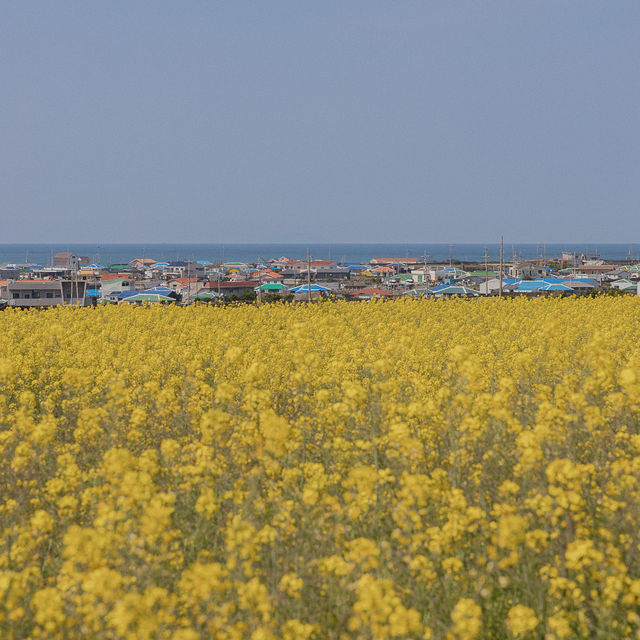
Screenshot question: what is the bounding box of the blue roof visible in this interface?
[116,290,140,299]
[143,287,177,296]
[289,284,331,293]
[515,281,545,291]
[86,288,101,296]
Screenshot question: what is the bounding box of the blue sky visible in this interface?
[1,1,638,243]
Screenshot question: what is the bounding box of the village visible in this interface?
[1,250,639,308]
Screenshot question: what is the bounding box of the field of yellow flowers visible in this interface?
[2,297,640,639]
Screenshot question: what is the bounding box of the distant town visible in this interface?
[1,249,639,308]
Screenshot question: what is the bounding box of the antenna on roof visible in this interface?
[499,236,504,298]
[307,247,312,303]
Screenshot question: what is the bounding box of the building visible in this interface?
[162,261,205,279]
[167,277,202,298]
[53,252,80,270]
[101,276,136,298]
[314,267,350,280]
[370,258,420,266]
[574,265,617,276]
[1,279,87,307]
[508,261,549,279]
[129,258,157,269]
[349,288,395,300]
[202,281,257,298]
[285,260,339,275]
[0,268,23,280]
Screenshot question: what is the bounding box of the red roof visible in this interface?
[350,288,395,297]
[204,280,256,289]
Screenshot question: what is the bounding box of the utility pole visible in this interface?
[499,236,504,298]
[423,250,427,287]
[483,246,488,290]
[449,244,453,267]
[257,257,262,304]
[187,258,191,301]
[307,247,312,303]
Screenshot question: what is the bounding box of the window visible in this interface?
[12,292,19,299]
[46,292,54,298]
[32,291,40,298]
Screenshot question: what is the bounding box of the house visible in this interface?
[509,261,550,279]
[289,283,332,300]
[574,265,617,276]
[101,276,136,297]
[349,288,395,300]
[611,279,634,290]
[344,264,369,275]
[202,281,257,298]
[314,267,350,280]
[430,285,483,297]
[478,278,517,294]
[167,277,202,298]
[129,258,157,269]
[267,257,295,270]
[285,260,339,275]
[255,283,289,295]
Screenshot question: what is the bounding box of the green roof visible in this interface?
[190,291,221,301]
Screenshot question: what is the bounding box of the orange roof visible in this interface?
[101,274,135,281]
[131,258,157,264]
[171,277,200,284]
[350,288,395,296]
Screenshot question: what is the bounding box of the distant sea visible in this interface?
[0,243,638,266]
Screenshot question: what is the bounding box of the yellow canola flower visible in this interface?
[0,298,640,638]
[506,604,539,637]
[448,598,482,640]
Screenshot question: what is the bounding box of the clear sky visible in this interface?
[1,1,638,243]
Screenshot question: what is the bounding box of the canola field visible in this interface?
[2,297,640,640]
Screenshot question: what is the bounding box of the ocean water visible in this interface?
[0,243,637,267]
